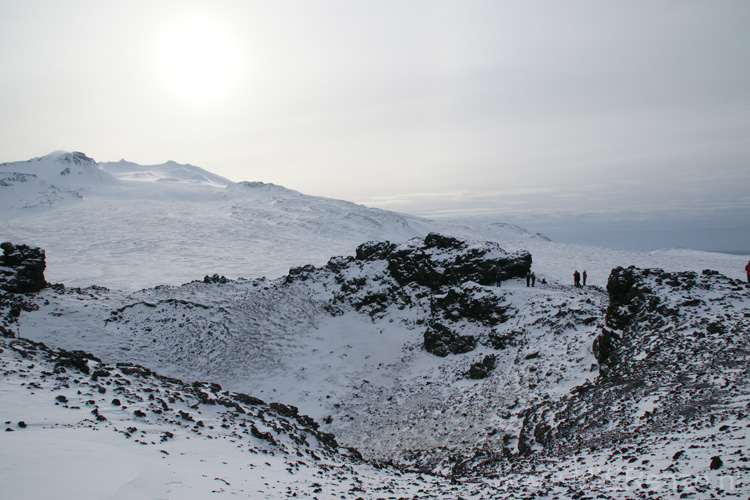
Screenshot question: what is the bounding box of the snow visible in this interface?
[2,151,749,499]
[1,152,746,291]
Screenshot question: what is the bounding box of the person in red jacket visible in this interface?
[745,260,750,283]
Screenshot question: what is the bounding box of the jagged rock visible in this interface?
[55,350,100,374]
[423,321,477,357]
[467,354,496,379]
[487,330,517,350]
[250,424,276,444]
[0,242,47,293]
[234,392,266,406]
[204,274,227,284]
[604,266,640,331]
[510,266,748,471]
[592,328,617,365]
[710,456,723,470]
[433,286,510,326]
[386,233,531,290]
[355,241,396,262]
[269,402,299,418]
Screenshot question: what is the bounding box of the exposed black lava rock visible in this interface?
[507,266,749,468]
[0,242,47,294]
[467,354,496,379]
[592,328,617,365]
[487,330,518,350]
[284,235,529,340]
[385,233,531,290]
[423,321,477,357]
[433,286,510,326]
[204,274,228,284]
[55,350,101,375]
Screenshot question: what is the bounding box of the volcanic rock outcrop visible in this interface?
[0,242,47,338]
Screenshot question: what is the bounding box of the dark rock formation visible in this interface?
[285,234,529,337]
[204,274,228,284]
[433,285,510,326]
[423,321,477,357]
[0,242,47,293]
[508,266,749,468]
[385,233,531,290]
[467,354,496,379]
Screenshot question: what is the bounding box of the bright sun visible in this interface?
[159,16,238,103]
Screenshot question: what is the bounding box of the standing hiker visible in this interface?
[525,271,531,287]
[531,272,536,287]
[573,270,581,288]
[745,260,750,283]
[582,270,587,286]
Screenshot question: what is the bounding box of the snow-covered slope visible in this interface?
[100,158,233,187]
[1,151,747,290]
[0,172,82,213]
[1,151,116,188]
[0,336,455,500]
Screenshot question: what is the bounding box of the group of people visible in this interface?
[573,270,587,288]
[497,260,749,291]
[525,270,536,287]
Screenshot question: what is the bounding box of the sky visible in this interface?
[1,0,748,253]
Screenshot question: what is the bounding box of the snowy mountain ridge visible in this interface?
[1,151,747,292]
[100,158,233,187]
[1,151,558,290]
[1,151,116,187]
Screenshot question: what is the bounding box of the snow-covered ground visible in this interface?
[2,151,747,291]
[2,151,749,499]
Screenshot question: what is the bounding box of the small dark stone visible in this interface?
[710,456,723,470]
[112,399,121,406]
[17,421,26,428]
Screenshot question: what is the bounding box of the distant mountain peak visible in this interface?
[100,158,232,187]
[55,151,97,167]
[0,150,115,188]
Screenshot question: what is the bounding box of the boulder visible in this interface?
[0,242,47,293]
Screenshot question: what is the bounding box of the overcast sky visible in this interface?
[1,1,748,252]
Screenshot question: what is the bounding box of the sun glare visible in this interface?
[159,16,238,103]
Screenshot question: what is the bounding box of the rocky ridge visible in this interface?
[456,265,750,497]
